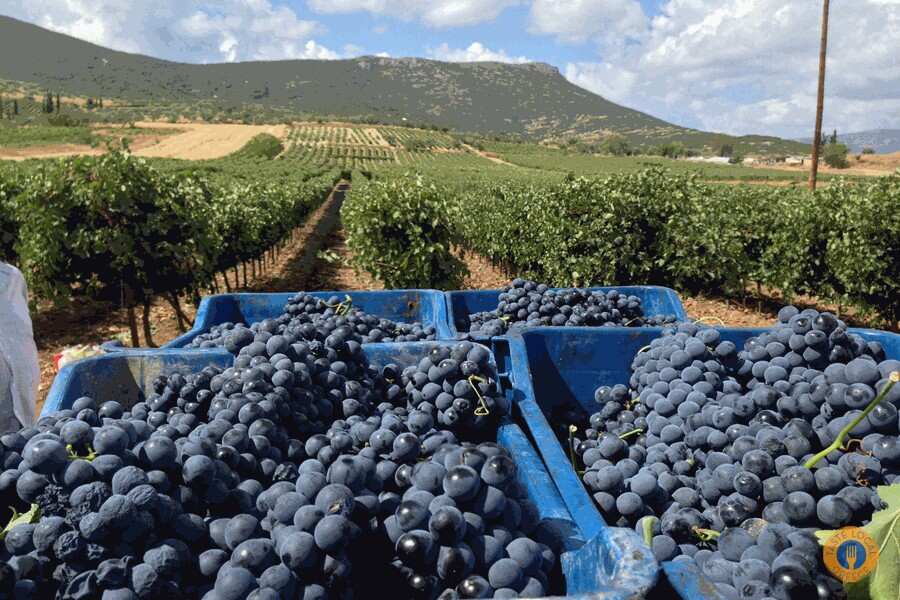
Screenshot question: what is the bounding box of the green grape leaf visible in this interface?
[0,504,41,540]
[816,529,839,544]
[840,484,900,600]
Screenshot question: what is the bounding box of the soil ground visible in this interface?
[0,122,289,161]
[132,122,288,160]
[751,151,900,177]
[461,143,520,168]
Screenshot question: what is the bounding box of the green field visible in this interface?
[479,141,815,182]
[0,123,94,147]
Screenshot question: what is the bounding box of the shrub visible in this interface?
[600,134,631,156]
[823,142,849,168]
[825,176,900,325]
[0,164,22,262]
[654,142,686,159]
[231,133,284,160]
[862,147,876,154]
[14,152,218,302]
[47,114,83,127]
[342,175,466,289]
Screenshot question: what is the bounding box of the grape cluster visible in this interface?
[567,306,899,599]
[0,332,561,599]
[188,293,436,349]
[465,279,678,337]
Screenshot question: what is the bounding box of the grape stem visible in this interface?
[618,428,644,440]
[66,444,98,462]
[642,516,658,547]
[692,527,721,542]
[468,375,490,417]
[693,316,726,326]
[567,425,579,473]
[804,371,899,469]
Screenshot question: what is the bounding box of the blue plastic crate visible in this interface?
[444,286,688,341]
[141,290,452,349]
[496,326,900,600]
[43,342,659,599]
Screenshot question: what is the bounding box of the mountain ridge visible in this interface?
[798,129,900,154]
[0,14,808,154]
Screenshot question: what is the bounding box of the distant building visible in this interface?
[684,156,731,164]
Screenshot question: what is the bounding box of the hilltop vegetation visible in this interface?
[0,15,809,155]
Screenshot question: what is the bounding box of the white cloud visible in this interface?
[528,0,647,46]
[554,0,900,138]
[307,0,523,28]
[4,0,340,63]
[428,42,530,64]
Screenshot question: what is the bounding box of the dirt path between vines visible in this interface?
[461,143,520,168]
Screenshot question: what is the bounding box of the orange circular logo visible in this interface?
[823,527,879,583]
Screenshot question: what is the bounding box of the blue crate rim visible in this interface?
[159,289,451,350]
[445,285,689,341]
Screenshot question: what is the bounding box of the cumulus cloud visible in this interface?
[549,0,900,137]
[3,0,339,63]
[428,42,530,64]
[528,0,646,46]
[306,0,523,28]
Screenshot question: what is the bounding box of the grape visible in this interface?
[457,575,493,598]
[429,506,466,545]
[22,438,68,475]
[231,538,278,574]
[199,549,229,578]
[651,535,678,561]
[465,280,678,336]
[505,537,541,574]
[213,566,257,600]
[559,308,895,596]
[315,515,356,554]
[816,495,852,528]
[189,294,436,350]
[718,528,754,561]
[443,466,481,501]
[487,558,523,590]
[615,492,644,518]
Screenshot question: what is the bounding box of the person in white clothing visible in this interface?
[0,262,40,433]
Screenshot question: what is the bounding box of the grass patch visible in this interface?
[480,141,818,182]
[231,133,284,160]
[0,124,95,147]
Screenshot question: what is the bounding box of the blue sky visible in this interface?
[4,0,898,139]
[287,1,660,66]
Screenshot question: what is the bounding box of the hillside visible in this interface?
[830,129,900,154]
[0,15,807,154]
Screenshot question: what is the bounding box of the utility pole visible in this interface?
[809,0,830,191]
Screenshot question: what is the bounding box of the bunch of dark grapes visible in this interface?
[567,306,899,600]
[0,330,562,599]
[188,293,436,349]
[465,279,678,337]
